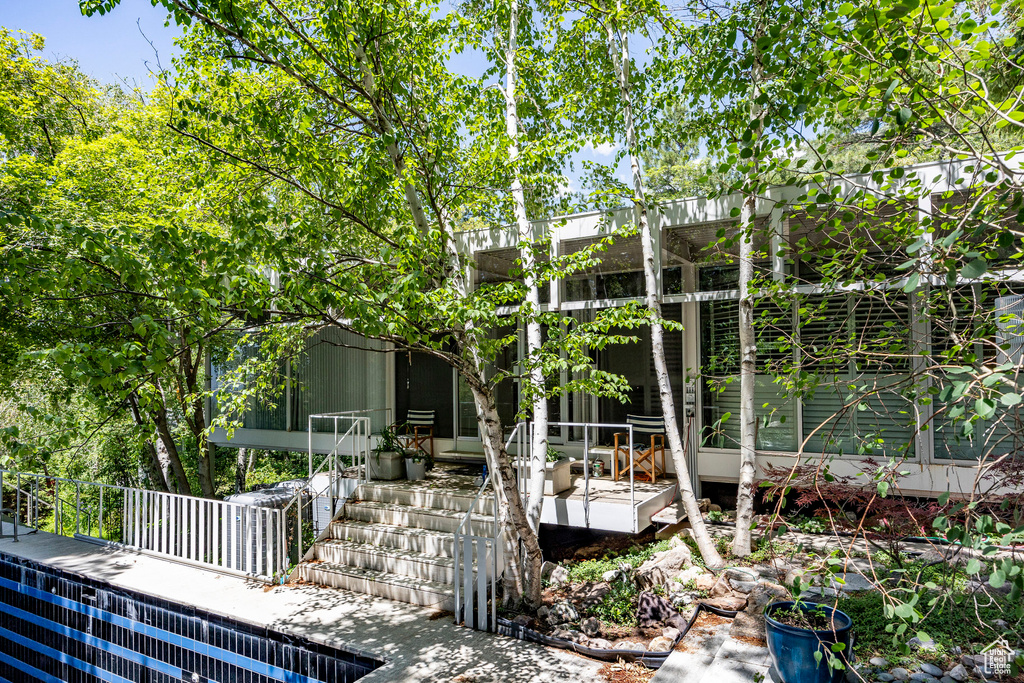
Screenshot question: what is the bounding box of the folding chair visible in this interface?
[613,414,666,483]
[400,409,435,457]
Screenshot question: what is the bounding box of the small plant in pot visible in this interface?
[404,447,431,481]
[369,423,406,480]
[764,599,853,683]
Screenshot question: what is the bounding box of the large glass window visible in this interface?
[699,299,798,451]
[561,234,646,301]
[474,247,550,304]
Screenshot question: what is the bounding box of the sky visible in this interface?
[2,1,625,189]
[3,0,181,88]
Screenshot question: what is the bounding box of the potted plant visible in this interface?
[369,423,406,480]
[522,447,572,495]
[764,600,853,683]
[404,448,430,481]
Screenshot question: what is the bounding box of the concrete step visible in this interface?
[328,519,458,557]
[315,539,471,584]
[297,561,454,610]
[342,500,495,536]
[355,482,494,516]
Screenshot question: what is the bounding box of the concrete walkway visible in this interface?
[652,610,777,683]
[0,524,601,683]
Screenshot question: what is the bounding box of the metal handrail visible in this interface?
[0,468,288,581]
[279,414,371,569]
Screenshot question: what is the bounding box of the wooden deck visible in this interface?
[354,463,678,534]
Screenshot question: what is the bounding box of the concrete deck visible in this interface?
[0,523,601,683]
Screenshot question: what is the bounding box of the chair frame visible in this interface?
[612,419,666,483]
[399,410,435,458]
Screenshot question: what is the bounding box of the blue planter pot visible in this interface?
[764,601,853,683]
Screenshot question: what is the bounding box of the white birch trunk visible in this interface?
[605,5,724,567]
[504,0,550,534]
[733,27,766,558]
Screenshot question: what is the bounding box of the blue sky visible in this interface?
[3,1,624,190]
[4,0,181,87]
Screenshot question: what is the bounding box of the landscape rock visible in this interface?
[908,635,937,652]
[784,567,806,587]
[551,628,584,643]
[939,677,954,683]
[695,574,718,592]
[662,627,681,641]
[891,668,910,680]
[636,545,694,589]
[546,601,578,625]
[614,641,645,651]
[993,618,1009,631]
[745,581,790,615]
[581,617,602,637]
[541,561,569,586]
[601,569,621,583]
[698,498,711,513]
[701,595,748,612]
[947,664,967,682]
[637,591,682,629]
[710,577,735,598]
[536,605,550,622]
[566,582,610,607]
[709,503,723,513]
[870,657,890,668]
[587,638,612,649]
[648,636,675,652]
[876,674,895,682]
[828,572,876,593]
[908,672,936,682]
[511,614,534,628]
[920,663,943,677]
[675,566,706,586]
[731,580,758,594]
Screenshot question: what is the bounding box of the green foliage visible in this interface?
[565,539,672,583]
[584,580,639,628]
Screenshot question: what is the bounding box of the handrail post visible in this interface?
[629,425,635,531]
[75,483,81,535]
[583,426,590,528]
[98,486,104,540]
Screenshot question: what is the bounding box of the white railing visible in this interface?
[513,421,638,520]
[452,423,518,631]
[0,470,290,582]
[280,414,372,564]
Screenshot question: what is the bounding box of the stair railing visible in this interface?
[280,414,371,571]
[453,422,523,631]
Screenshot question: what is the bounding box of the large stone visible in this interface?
[702,595,748,612]
[648,636,675,652]
[908,635,937,652]
[536,605,551,622]
[567,582,610,607]
[695,574,718,592]
[614,641,645,651]
[745,581,790,615]
[698,498,711,513]
[636,545,694,588]
[581,617,602,637]
[731,580,759,594]
[547,601,578,625]
[675,566,706,586]
[552,628,585,643]
[587,638,612,649]
[541,561,569,586]
[920,663,943,677]
[828,572,876,593]
[511,614,534,628]
[662,627,681,641]
[602,569,621,583]
[637,591,681,628]
[891,668,910,680]
[870,657,890,668]
[876,674,895,682]
[908,672,936,682]
[947,664,967,682]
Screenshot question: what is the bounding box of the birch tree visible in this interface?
[551,0,726,567]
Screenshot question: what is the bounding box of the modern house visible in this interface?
[210,156,1023,522]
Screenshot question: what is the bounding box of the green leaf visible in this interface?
[877,481,890,498]
[961,258,988,279]
[966,559,982,574]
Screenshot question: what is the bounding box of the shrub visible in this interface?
[585,580,638,627]
[565,539,672,584]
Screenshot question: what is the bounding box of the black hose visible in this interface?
[496,601,740,670]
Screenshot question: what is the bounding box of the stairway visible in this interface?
[295,481,496,609]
